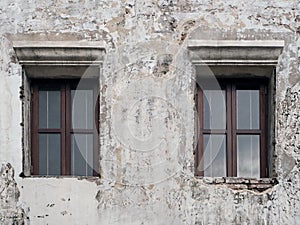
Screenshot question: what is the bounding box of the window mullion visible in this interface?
[260,85,267,178]
[31,85,39,175]
[196,87,204,176]
[60,84,67,175]
[93,85,99,176]
[232,84,237,177]
[65,83,71,175]
[226,84,233,177]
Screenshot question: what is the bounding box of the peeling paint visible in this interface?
[0,0,299,224]
[0,164,23,224]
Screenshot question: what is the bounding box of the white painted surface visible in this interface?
[0,0,299,224]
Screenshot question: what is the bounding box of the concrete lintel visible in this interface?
[187,40,284,66]
[13,41,106,49]
[13,41,106,66]
[187,40,285,48]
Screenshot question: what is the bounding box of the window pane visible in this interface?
[203,90,226,129]
[203,134,226,177]
[71,90,93,129]
[237,135,260,178]
[38,134,61,175]
[71,134,93,176]
[39,90,60,128]
[237,90,259,129]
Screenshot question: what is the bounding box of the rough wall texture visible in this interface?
[0,164,23,224]
[0,0,299,224]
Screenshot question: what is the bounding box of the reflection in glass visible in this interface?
[39,91,60,128]
[71,90,93,129]
[237,90,259,129]
[203,90,226,129]
[204,134,226,177]
[237,135,260,178]
[71,134,93,176]
[39,134,60,175]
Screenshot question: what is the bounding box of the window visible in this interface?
[13,41,105,177]
[31,79,99,176]
[195,78,268,178]
[188,39,284,179]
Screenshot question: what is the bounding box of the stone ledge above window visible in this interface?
[13,41,106,78]
[187,40,284,66]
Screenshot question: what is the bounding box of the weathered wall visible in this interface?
[0,0,299,224]
[0,164,23,224]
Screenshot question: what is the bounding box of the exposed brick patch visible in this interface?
[202,177,278,192]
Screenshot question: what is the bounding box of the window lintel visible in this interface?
[13,41,106,65]
[187,40,284,66]
[13,41,106,78]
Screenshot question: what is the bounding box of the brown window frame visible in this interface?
[31,79,99,176]
[195,78,268,178]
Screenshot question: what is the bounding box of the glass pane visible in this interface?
[237,135,260,178]
[203,90,226,129]
[38,134,60,175]
[71,90,93,129]
[203,134,226,177]
[237,90,259,129]
[39,90,60,128]
[71,134,93,176]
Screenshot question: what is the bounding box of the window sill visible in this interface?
[198,176,278,192]
[20,174,100,181]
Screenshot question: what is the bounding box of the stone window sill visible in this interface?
[200,176,278,192]
[20,174,100,181]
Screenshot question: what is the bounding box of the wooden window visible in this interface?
[196,78,268,178]
[31,79,99,176]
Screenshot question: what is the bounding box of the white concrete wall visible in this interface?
[0,0,299,224]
